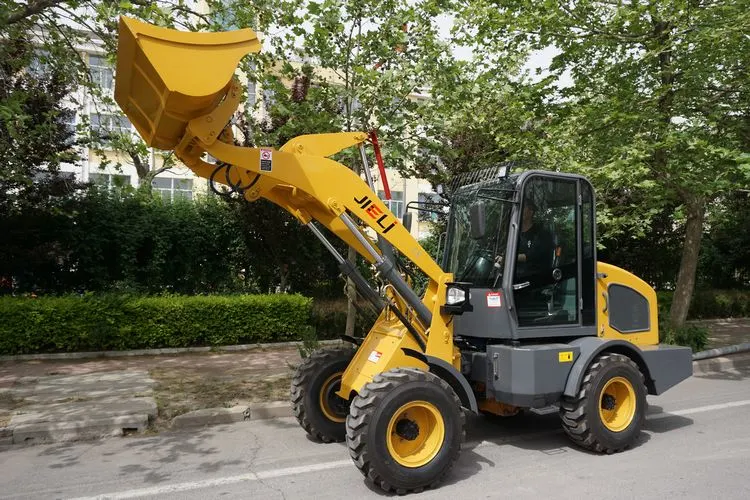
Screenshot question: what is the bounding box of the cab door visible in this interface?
[508,173,597,339]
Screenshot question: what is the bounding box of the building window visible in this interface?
[89,173,131,189]
[378,190,404,218]
[90,113,131,136]
[28,51,51,77]
[59,111,76,146]
[152,177,193,201]
[89,54,113,90]
[262,88,276,118]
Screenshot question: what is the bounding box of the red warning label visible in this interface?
[260,149,273,171]
[486,292,502,308]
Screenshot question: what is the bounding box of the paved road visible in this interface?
[1,365,749,500]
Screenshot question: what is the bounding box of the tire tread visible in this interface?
[345,368,466,494]
[559,353,645,453]
[290,347,354,443]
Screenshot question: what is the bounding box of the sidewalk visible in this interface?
[690,318,750,349]
[1,319,749,446]
[0,347,306,445]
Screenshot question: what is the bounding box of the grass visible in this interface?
[0,391,26,412]
[149,368,292,430]
[0,391,28,429]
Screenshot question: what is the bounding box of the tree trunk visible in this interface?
[344,246,358,337]
[279,263,289,293]
[344,155,363,337]
[669,197,705,328]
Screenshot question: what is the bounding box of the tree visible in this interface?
[0,22,82,212]
[699,191,750,289]
[0,0,274,191]
[224,0,455,333]
[455,0,750,326]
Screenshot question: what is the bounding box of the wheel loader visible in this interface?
[114,17,693,494]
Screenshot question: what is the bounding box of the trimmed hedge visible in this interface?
[657,289,750,320]
[0,294,312,355]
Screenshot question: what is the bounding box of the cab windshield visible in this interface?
[445,178,516,287]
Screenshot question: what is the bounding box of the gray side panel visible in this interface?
[487,344,580,407]
[514,324,597,340]
[461,351,487,384]
[640,345,693,394]
[454,288,514,339]
[562,337,645,397]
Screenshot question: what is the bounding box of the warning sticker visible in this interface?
[367,350,382,363]
[486,292,502,308]
[260,148,273,171]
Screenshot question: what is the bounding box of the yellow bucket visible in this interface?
[114,17,260,150]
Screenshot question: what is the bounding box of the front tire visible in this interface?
[291,347,355,443]
[560,353,646,453]
[346,368,465,494]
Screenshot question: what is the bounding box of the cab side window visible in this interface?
[514,178,578,327]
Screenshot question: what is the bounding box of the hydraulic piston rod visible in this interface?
[338,213,433,328]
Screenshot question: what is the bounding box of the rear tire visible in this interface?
[346,368,465,494]
[560,353,646,453]
[291,347,355,443]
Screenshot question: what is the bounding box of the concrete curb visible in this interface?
[8,414,150,445]
[170,402,292,429]
[692,342,750,360]
[0,340,344,362]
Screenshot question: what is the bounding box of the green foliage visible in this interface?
[226,197,344,297]
[0,187,346,296]
[0,27,82,212]
[0,294,313,355]
[296,325,320,359]
[453,0,750,326]
[310,299,374,339]
[699,193,750,289]
[661,324,709,353]
[239,0,455,171]
[658,290,750,320]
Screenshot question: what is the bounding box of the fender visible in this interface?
[563,338,656,397]
[402,348,478,413]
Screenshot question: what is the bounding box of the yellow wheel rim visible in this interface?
[318,372,346,423]
[386,401,445,468]
[599,376,636,432]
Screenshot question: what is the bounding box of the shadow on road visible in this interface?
[32,427,242,485]
[694,363,750,381]
[438,403,696,492]
[645,405,694,434]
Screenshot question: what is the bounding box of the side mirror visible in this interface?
[402,211,413,232]
[470,201,486,239]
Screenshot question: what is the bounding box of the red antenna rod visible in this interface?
[369,130,391,200]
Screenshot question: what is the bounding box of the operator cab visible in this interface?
[443,170,597,341]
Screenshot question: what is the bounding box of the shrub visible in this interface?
[0,294,312,355]
[660,323,709,353]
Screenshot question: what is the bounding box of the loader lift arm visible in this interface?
[114,16,462,400]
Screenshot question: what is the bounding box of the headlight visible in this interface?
[441,282,473,316]
[446,286,466,305]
